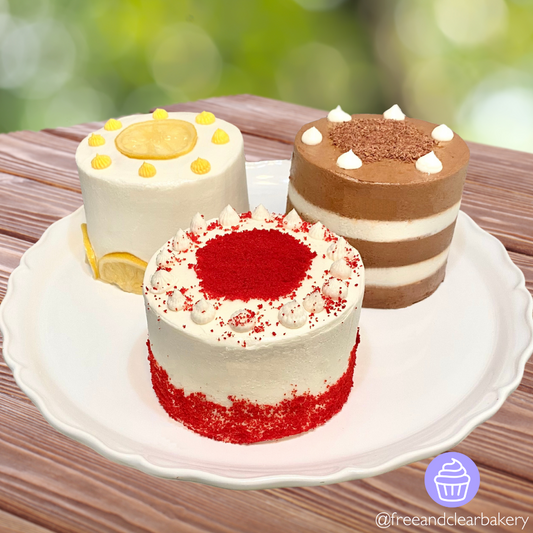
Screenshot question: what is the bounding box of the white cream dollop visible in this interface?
[252,204,271,221]
[322,278,348,300]
[303,291,325,313]
[278,300,307,329]
[190,213,207,235]
[327,237,347,261]
[156,249,176,268]
[228,309,256,333]
[191,299,216,325]
[167,290,186,312]
[149,269,176,294]
[327,105,352,123]
[172,229,191,252]
[330,259,352,280]
[432,124,454,142]
[383,104,406,120]
[283,209,302,230]
[336,150,362,170]
[219,204,240,227]
[301,126,323,146]
[309,221,326,240]
[416,151,443,174]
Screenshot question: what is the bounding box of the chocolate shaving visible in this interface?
[329,118,435,163]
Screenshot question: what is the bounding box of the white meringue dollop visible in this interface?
[228,309,256,333]
[416,151,443,174]
[167,290,186,312]
[327,237,348,261]
[303,291,325,313]
[322,278,348,300]
[301,126,323,146]
[383,104,406,120]
[190,212,207,235]
[191,299,216,325]
[278,300,307,329]
[172,228,191,252]
[327,105,352,123]
[283,209,302,230]
[330,259,352,280]
[309,221,326,240]
[219,204,240,227]
[432,124,454,142]
[149,269,176,294]
[336,149,363,170]
[156,249,176,268]
[252,204,271,221]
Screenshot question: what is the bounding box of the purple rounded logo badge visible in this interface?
[425,452,480,507]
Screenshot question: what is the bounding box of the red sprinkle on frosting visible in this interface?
[147,331,359,444]
[194,229,316,302]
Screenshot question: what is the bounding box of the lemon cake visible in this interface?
[143,205,364,444]
[288,104,469,308]
[77,109,249,294]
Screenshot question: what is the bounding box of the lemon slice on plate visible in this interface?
[115,120,198,160]
[99,253,147,295]
[81,223,99,279]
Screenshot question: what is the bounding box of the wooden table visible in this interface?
[0,95,532,533]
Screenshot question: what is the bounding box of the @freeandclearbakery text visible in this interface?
[375,512,530,530]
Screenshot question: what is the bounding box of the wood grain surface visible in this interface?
[0,95,532,533]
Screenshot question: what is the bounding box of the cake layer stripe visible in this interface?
[365,247,449,288]
[363,265,447,309]
[288,182,461,243]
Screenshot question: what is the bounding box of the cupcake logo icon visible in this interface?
[425,452,480,507]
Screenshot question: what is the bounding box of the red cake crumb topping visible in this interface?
[147,331,360,444]
[194,229,316,302]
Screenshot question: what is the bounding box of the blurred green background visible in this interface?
[1,0,532,151]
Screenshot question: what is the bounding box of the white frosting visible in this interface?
[228,309,256,333]
[190,212,207,235]
[191,299,216,325]
[143,213,364,405]
[303,291,325,313]
[416,151,443,174]
[309,222,326,240]
[432,124,454,142]
[288,183,461,243]
[283,209,302,230]
[149,269,177,294]
[252,204,271,221]
[383,104,406,120]
[327,237,348,261]
[172,229,191,252]
[366,247,449,288]
[278,300,307,329]
[301,126,323,146]
[336,150,362,170]
[327,105,352,123]
[76,112,249,262]
[322,278,348,300]
[167,290,186,312]
[330,259,352,280]
[219,205,240,227]
[156,249,176,269]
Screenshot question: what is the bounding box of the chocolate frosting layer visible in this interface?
[363,264,446,309]
[290,114,469,221]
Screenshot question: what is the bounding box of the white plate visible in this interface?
[1,160,532,490]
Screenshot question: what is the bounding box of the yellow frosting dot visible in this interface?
[190,157,211,175]
[88,133,105,147]
[195,111,215,125]
[152,108,169,120]
[91,154,112,170]
[138,162,157,178]
[211,128,230,145]
[104,118,122,131]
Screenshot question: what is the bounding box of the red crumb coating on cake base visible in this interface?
[147,331,360,444]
